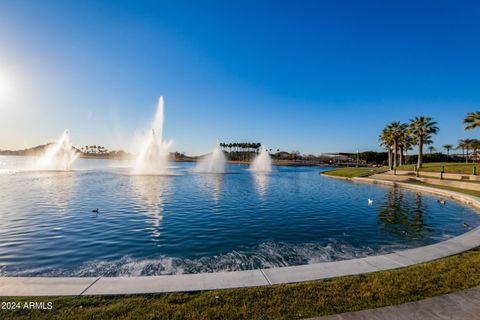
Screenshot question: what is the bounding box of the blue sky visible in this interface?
[0,0,479,155]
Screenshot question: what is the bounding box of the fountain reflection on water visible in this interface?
[133,96,173,175]
[195,140,226,173]
[253,173,270,199]
[130,175,171,239]
[35,129,78,171]
[200,174,224,203]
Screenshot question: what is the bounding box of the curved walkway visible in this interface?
[312,286,480,320]
[1,179,480,296]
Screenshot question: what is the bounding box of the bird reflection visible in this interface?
[130,175,170,238]
[253,173,270,199]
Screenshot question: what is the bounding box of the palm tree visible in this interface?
[403,135,415,164]
[458,139,474,163]
[379,127,394,169]
[464,112,480,130]
[457,141,466,160]
[408,116,439,169]
[398,130,414,166]
[442,144,453,155]
[427,145,436,154]
[385,122,408,168]
[472,139,480,163]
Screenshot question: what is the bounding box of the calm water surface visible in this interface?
[0,156,478,276]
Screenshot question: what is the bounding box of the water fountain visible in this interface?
[195,140,226,173]
[36,129,78,171]
[133,96,173,175]
[250,145,272,172]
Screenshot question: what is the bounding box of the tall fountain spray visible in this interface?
[195,140,226,173]
[133,96,173,175]
[250,145,272,172]
[36,129,78,171]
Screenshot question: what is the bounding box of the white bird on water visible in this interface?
[368,198,374,205]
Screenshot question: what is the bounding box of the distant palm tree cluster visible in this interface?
[219,142,262,153]
[455,112,480,163]
[379,112,479,169]
[80,145,109,154]
[218,142,263,161]
[455,139,480,163]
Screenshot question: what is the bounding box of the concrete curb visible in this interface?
[1,178,480,296]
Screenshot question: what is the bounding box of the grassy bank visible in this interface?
[322,167,386,178]
[2,248,480,320]
[403,180,480,197]
[397,162,479,174]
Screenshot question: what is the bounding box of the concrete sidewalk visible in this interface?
[313,287,480,320]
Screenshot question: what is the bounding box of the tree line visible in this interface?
[80,145,109,154]
[219,142,263,153]
[379,111,479,169]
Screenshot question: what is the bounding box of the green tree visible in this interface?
[379,127,394,169]
[458,139,474,163]
[471,139,480,163]
[464,112,480,130]
[385,122,408,168]
[442,144,453,155]
[408,116,439,169]
[401,135,415,165]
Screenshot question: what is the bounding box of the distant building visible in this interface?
[320,153,354,162]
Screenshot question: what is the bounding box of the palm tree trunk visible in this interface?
[387,147,392,169]
[466,148,469,163]
[399,147,404,166]
[417,137,423,169]
[393,140,398,168]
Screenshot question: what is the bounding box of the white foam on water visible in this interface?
[0,240,413,277]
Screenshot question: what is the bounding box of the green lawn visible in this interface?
[322,167,386,178]
[2,248,480,320]
[397,162,479,175]
[404,180,480,197]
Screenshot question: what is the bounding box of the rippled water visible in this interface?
[0,156,478,277]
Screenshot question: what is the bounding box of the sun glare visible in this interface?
[0,71,12,101]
